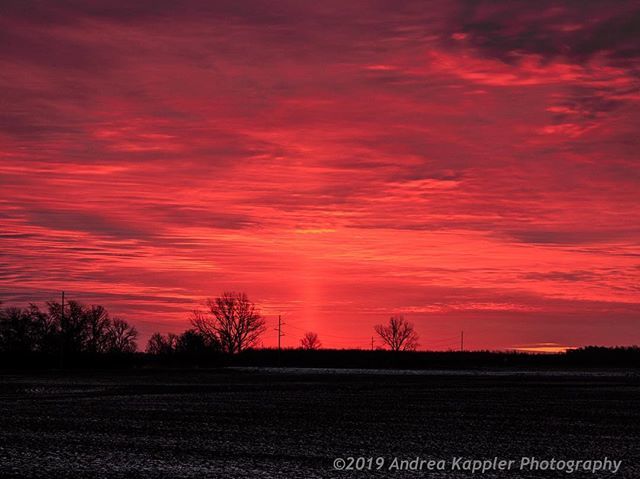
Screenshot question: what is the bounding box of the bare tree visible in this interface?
[1,299,139,356]
[47,300,90,354]
[191,292,265,354]
[26,303,56,353]
[146,332,178,355]
[0,306,35,353]
[374,315,419,352]
[300,331,321,350]
[105,318,138,353]
[85,305,111,353]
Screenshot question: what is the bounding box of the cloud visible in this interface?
[446,1,640,65]
[23,208,154,240]
[507,228,639,245]
[522,271,597,282]
[0,0,639,349]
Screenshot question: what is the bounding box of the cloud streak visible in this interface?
[1,0,639,349]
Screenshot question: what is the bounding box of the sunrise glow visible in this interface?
[1,1,638,350]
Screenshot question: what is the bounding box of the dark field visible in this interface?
[0,369,638,478]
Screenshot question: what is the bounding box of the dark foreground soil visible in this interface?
[0,369,638,478]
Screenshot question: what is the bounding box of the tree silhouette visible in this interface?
[47,300,89,355]
[146,332,179,355]
[146,330,215,356]
[374,315,419,352]
[105,318,138,353]
[0,306,36,353]
[191,292,265,354]
[26,303,57,353]
[300,331,321,350]
[85,305,111,353]
[0,300,139,356]
[176,329,211,355]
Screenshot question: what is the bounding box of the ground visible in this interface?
[0,369,638,478]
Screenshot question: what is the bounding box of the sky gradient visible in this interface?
[1,0,639,351]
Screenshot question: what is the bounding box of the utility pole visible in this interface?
[276,315,284,351]
[275,315,285,367]
[460,330,464,352]
[371,336,374,351]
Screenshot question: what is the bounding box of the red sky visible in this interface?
[1,1,639,351]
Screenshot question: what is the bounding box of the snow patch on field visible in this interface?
[228,366,638,377]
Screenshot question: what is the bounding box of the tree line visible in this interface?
[0,300,137,355]
[1,291,420,359]
[147,291,420,355]
[2,294,639,369]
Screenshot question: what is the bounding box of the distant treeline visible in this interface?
[220,346,640,369]
[3,345,640,370]
[2,299,639,370]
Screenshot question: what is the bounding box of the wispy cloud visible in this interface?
[1,0,638,348]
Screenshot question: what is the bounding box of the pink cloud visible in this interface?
[1,0,639,350]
